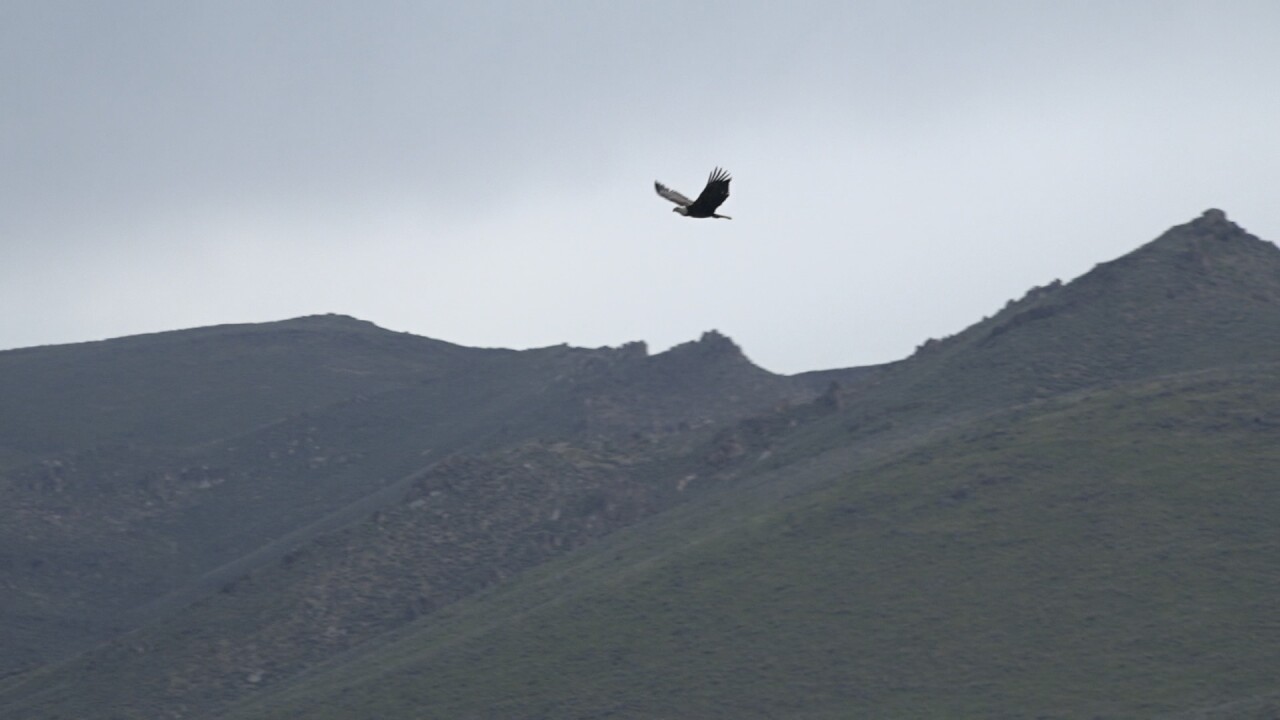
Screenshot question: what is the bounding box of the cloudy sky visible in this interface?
[4,1,1278,373]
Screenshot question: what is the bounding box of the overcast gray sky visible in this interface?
[3,1,1278,373]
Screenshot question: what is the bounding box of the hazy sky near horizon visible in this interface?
[4,1,1279,373]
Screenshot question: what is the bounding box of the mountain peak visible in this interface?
[1086,208,1280,291]
[1187,207,1246,239]
[662,329,742,358]
[1188,207,1245,235]
[1195,207,1230,226]
[277,313,382,330]
[1138,207,1269,255]
[892,210,1280,410]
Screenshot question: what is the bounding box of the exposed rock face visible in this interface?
[0,313,815,684]
[570,329,811,437]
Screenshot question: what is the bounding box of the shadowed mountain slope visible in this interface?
[769,209,1280,461]
[0,314,479,466]
[223,366,1280,720]
[2,210,1278,719]
[203,209,1280,719]
[874,208,1280,405]
[0,316,807,682]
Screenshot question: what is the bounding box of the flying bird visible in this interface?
[655,167,732,219]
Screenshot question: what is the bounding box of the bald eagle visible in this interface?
[655,167,732,219]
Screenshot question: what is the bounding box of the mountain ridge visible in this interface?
[2,209,1278,718]
[844,209,1280,407]
[0,310,810,683]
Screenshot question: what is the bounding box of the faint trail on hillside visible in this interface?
[125,455,455,624]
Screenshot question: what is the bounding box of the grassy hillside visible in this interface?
[221,366,1280,720]
[0,314,482,466]
[0,315,806,682]
[2,210,1278,718]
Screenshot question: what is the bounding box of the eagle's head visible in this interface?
[673,206,689,216]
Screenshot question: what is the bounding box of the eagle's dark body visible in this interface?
[654,167,732,219]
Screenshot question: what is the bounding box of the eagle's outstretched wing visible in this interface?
[654,181,693,207]
[686,167,731,216]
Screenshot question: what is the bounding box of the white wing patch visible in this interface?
[654,181,693,207]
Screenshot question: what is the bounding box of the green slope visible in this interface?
[4,210,1279,718]
[222,366,1280,719]
[0,314,482,466]
[0,314,805,689]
